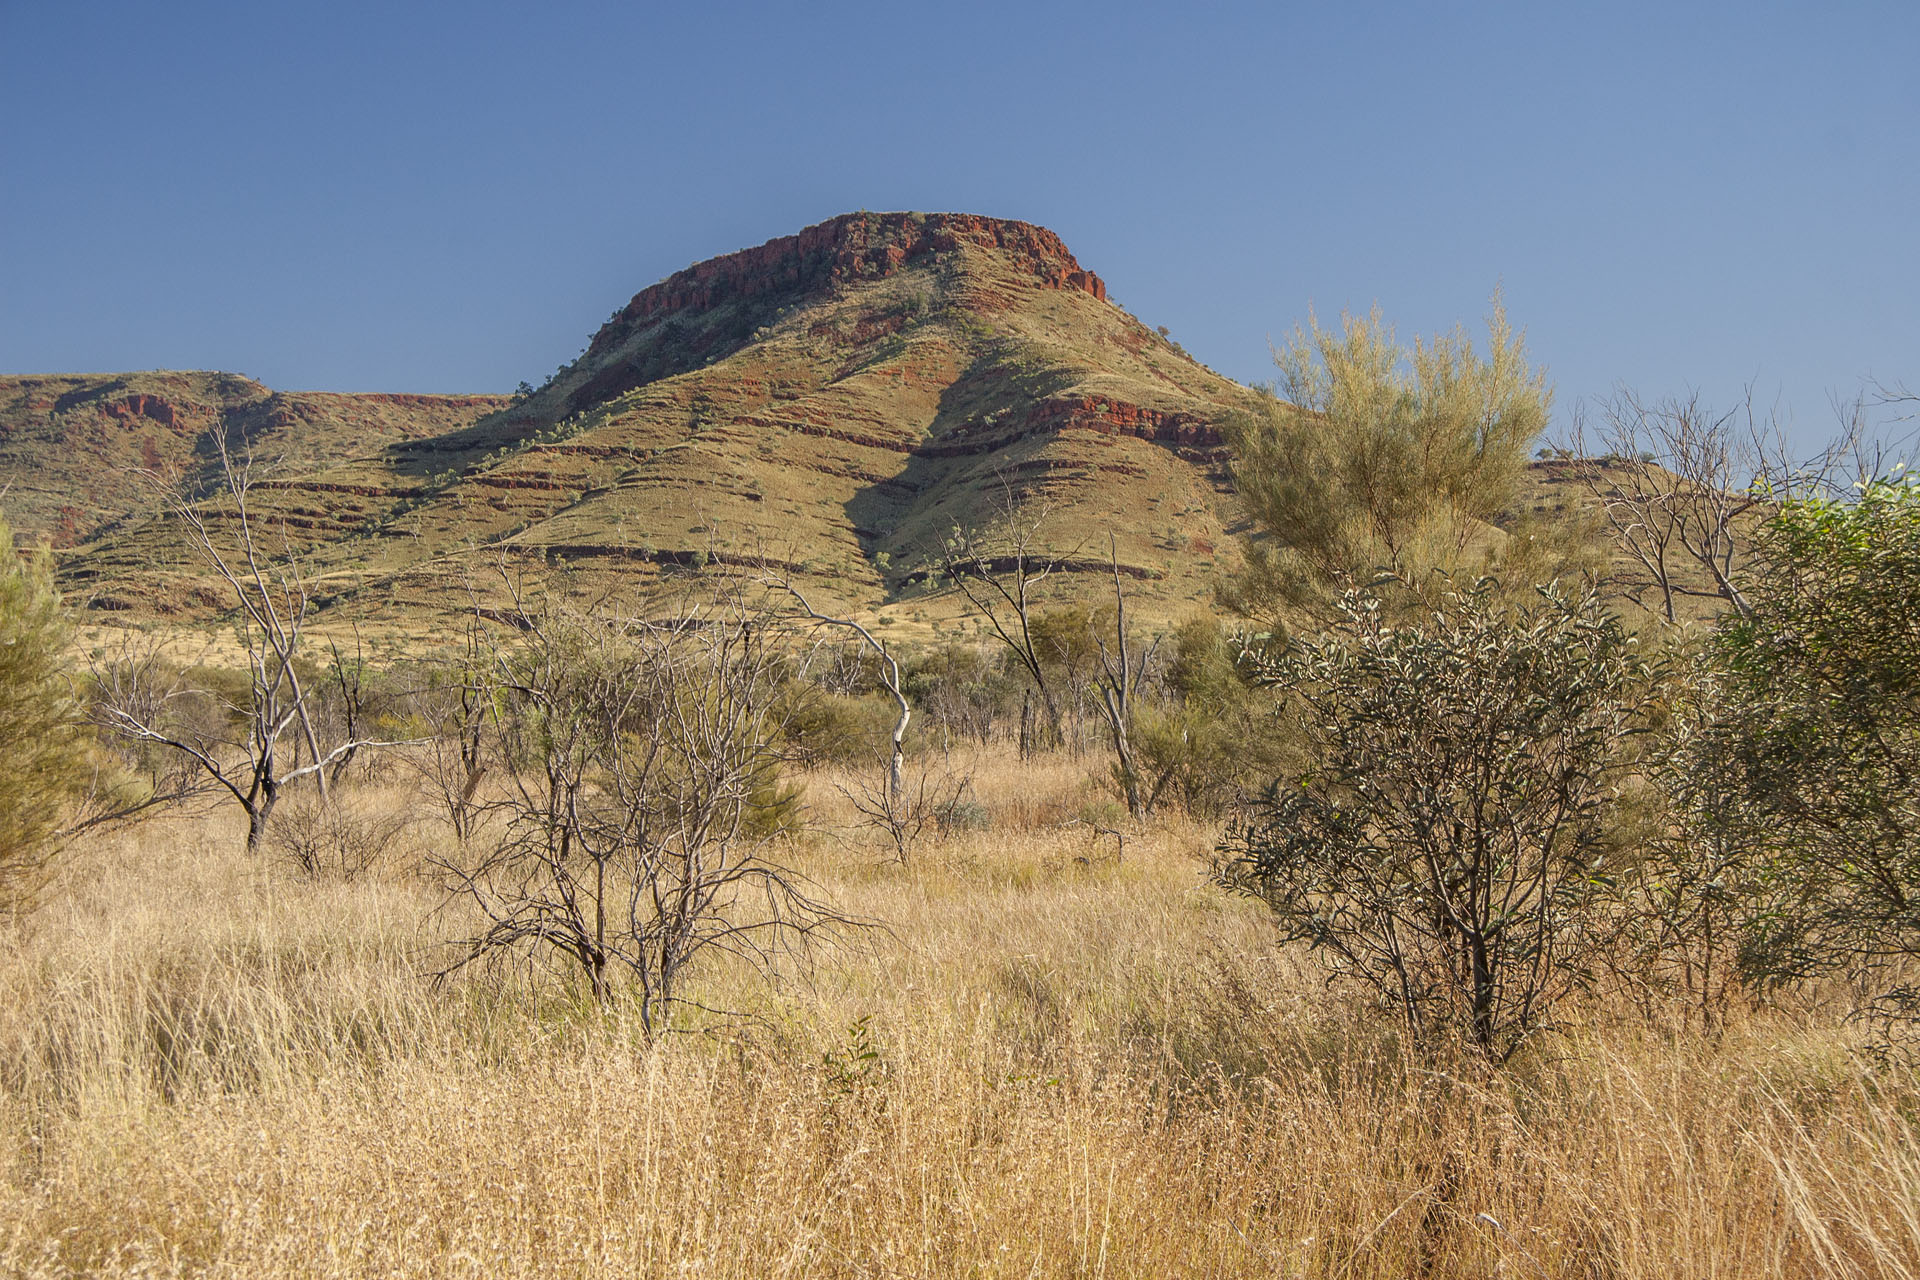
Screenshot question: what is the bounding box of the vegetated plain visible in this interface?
[5,758,1915,1279]
[4,211,1917,1279]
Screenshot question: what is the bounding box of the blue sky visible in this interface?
[3,1,1914,447]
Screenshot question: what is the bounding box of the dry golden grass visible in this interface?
[3,750,1918,1277]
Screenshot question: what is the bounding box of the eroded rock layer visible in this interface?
[8,213,1262,630]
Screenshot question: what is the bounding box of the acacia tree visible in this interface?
[1214,579,1655,1058]
[1224,300,1548,620]
[436,586,852,1032]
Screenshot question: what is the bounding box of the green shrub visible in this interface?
[0,514,86,913]
[1215,579,1655,1059]
[1686,474,1920,993]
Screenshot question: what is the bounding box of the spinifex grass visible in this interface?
[2,756,1917,1278]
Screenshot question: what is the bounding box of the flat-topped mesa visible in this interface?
[587,212,1106,357]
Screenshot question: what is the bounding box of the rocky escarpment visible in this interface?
[588,213,1107,358]
[0,372,509,546]
[36,211,1260,630]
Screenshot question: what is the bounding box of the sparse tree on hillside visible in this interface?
[1224,299,1549,621]
[0,511,86,915]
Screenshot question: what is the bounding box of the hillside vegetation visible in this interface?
[9,215,1269,634]
[6,214,1729,642]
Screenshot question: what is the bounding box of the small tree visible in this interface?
[436,587,851,1033]
[95,439,388,849]
[1696,474,1920,995]
[1087,537,1158,817]
[936,486,1076,752]
[1224,299,1548,620]
[1214,579,1654,1058]
[766,575,911,811]
[404,616,494,844]
[1617,651,1770,1027]
[0,513,86,914]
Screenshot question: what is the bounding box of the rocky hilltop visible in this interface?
[10,213,1266,629]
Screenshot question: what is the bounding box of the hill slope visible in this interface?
[0,372,507,550]
[6,212,1716,638]
[20,213,1264,628]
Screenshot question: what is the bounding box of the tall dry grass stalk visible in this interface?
[2,756,1918,1277]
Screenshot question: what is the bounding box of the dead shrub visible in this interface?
[266,793,411,881]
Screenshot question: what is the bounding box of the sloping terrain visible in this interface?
[25,213,1264,629]
[0,372,507,550]
[4,212,1728,637]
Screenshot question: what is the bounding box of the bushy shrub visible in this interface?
[782,689,904,768]
[0,514,86,913]
[267,793,411,881]
[1215,579,1656,1058]
[1130,616,1280,817]
[1683,475,1920,994]
[1223,301,1548,620]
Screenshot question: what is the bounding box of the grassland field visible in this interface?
[2,748,1916,1279]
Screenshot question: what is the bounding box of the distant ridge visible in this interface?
[0,211,1273,633]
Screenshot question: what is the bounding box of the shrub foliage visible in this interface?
[0,513,84,913]
[1215,580,1655,1057]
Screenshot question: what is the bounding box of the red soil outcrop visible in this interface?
[102,394,182,430]
[916,396,1226,460]
[588,213,1107,357]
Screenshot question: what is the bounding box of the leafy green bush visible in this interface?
[1129,616,1277,817]
[1215,580,1656,1058]
[1684,474,1920,993]
[782,690,907,768]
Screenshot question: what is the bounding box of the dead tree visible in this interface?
[936,489,1075,752]
[94,436,390,849]
[764,574,951,863]
[435,583,856,1031]
[1089,536,1159,818]
[1572,388,1902,624]
[1570,390,1780,621]
[404,612,494,843]
[766,575,910,805]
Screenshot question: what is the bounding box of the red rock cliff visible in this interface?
[588,213,1106,357]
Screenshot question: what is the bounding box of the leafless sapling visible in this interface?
[93,436,395,849]
[935,486,1075,753]
[1089,536,1159,818]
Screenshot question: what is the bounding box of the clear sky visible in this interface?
[4,1,1914,447]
